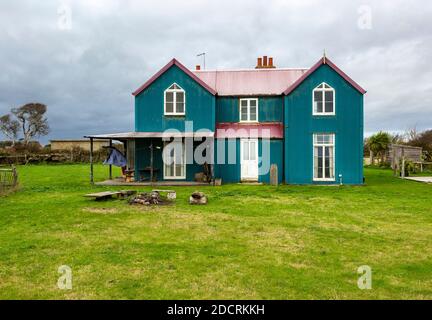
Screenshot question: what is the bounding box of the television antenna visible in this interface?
[197,52,206,70]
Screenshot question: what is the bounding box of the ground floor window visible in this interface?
[163,140,186,179]
[313,133,335,181]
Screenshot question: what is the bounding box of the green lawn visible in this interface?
[0,164,431,299]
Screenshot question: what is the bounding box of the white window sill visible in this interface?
[163,176,186,180]
[312,113,335,116]
[164,113,185,116]
[313,178,336,182]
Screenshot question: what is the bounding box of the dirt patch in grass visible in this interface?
[83,207,119,214]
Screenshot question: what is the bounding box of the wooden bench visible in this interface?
[84,190,136,201]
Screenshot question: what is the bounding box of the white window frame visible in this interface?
[163,140,186,179]
[239,98,259,123]
[164,83,185,116]
[313,133,335,181]
[312,82,335,116]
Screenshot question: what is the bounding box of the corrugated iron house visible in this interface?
[87,55,366,185]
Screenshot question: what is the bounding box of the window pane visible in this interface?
[166,91,174,113]
[166,102,174,113]
[241,100,248,107]
[249,141,256,160]
[325,91,333,113]
[243,142,249,161]
[241,106,248,121]
[176,92,185,113]
[250,99,257,107]
[314,147,319,179]
[176,92,184,102]
[176,102,184,113]
[166,91,174,102]
[314,91,323,113]
[317,147,323,178]
[315,134,333,145]
[175,164,182,177]
[174,142,183,164]
[328,146,334,178]
[324,147,330,178]
[165,163,173,177]
[249,105,257,121]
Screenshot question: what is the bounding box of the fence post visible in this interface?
[12,165,18,187]
[90,138,94,184]
[109,139,113,180]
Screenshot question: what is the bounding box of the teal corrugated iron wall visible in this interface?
[216,96,283,123]
[133,62,363,184]
[135,64,216,132]
[284,64,364,184]
[214,138,283,183]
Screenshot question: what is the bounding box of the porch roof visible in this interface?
[84,131,214,140]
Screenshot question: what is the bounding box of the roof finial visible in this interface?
[323,49,327,64]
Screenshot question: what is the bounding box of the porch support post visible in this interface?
[211,137,215,185]
[150,140,154,186]
[109,139,113,180]
[90,137,94,184]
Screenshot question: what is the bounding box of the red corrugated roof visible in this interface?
[194,68,308,96]
[132,56,366,97]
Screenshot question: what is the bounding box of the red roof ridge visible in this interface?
[132,58,217,96]
[193,67,309,73]
[283,56,366,95]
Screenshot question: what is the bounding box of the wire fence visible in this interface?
[0,165,18,192]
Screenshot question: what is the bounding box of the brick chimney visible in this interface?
[255,55,276,69]
[195,65,201,71]
[256,57,263,68]
[268,57,274,68]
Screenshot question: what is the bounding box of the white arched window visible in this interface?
[164,83,185,115]
[313,83,335,115]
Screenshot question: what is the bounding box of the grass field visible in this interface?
[0,164,431,299]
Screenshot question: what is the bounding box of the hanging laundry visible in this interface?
[104,148,127,167]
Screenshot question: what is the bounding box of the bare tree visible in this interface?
[0,114,20,146]
[11,103,49,145]
[391,133,405,144]
[406,126,419,141]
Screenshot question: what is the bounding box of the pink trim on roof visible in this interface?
[132,58,217,96]
[215,122,283,139]
[283,57,366,95]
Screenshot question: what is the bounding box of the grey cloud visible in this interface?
[0,0,431,144]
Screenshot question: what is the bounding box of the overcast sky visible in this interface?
[0,0,431,144]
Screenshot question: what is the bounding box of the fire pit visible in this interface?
[128,191,172,206]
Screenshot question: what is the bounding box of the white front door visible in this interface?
[241,139,258,181]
